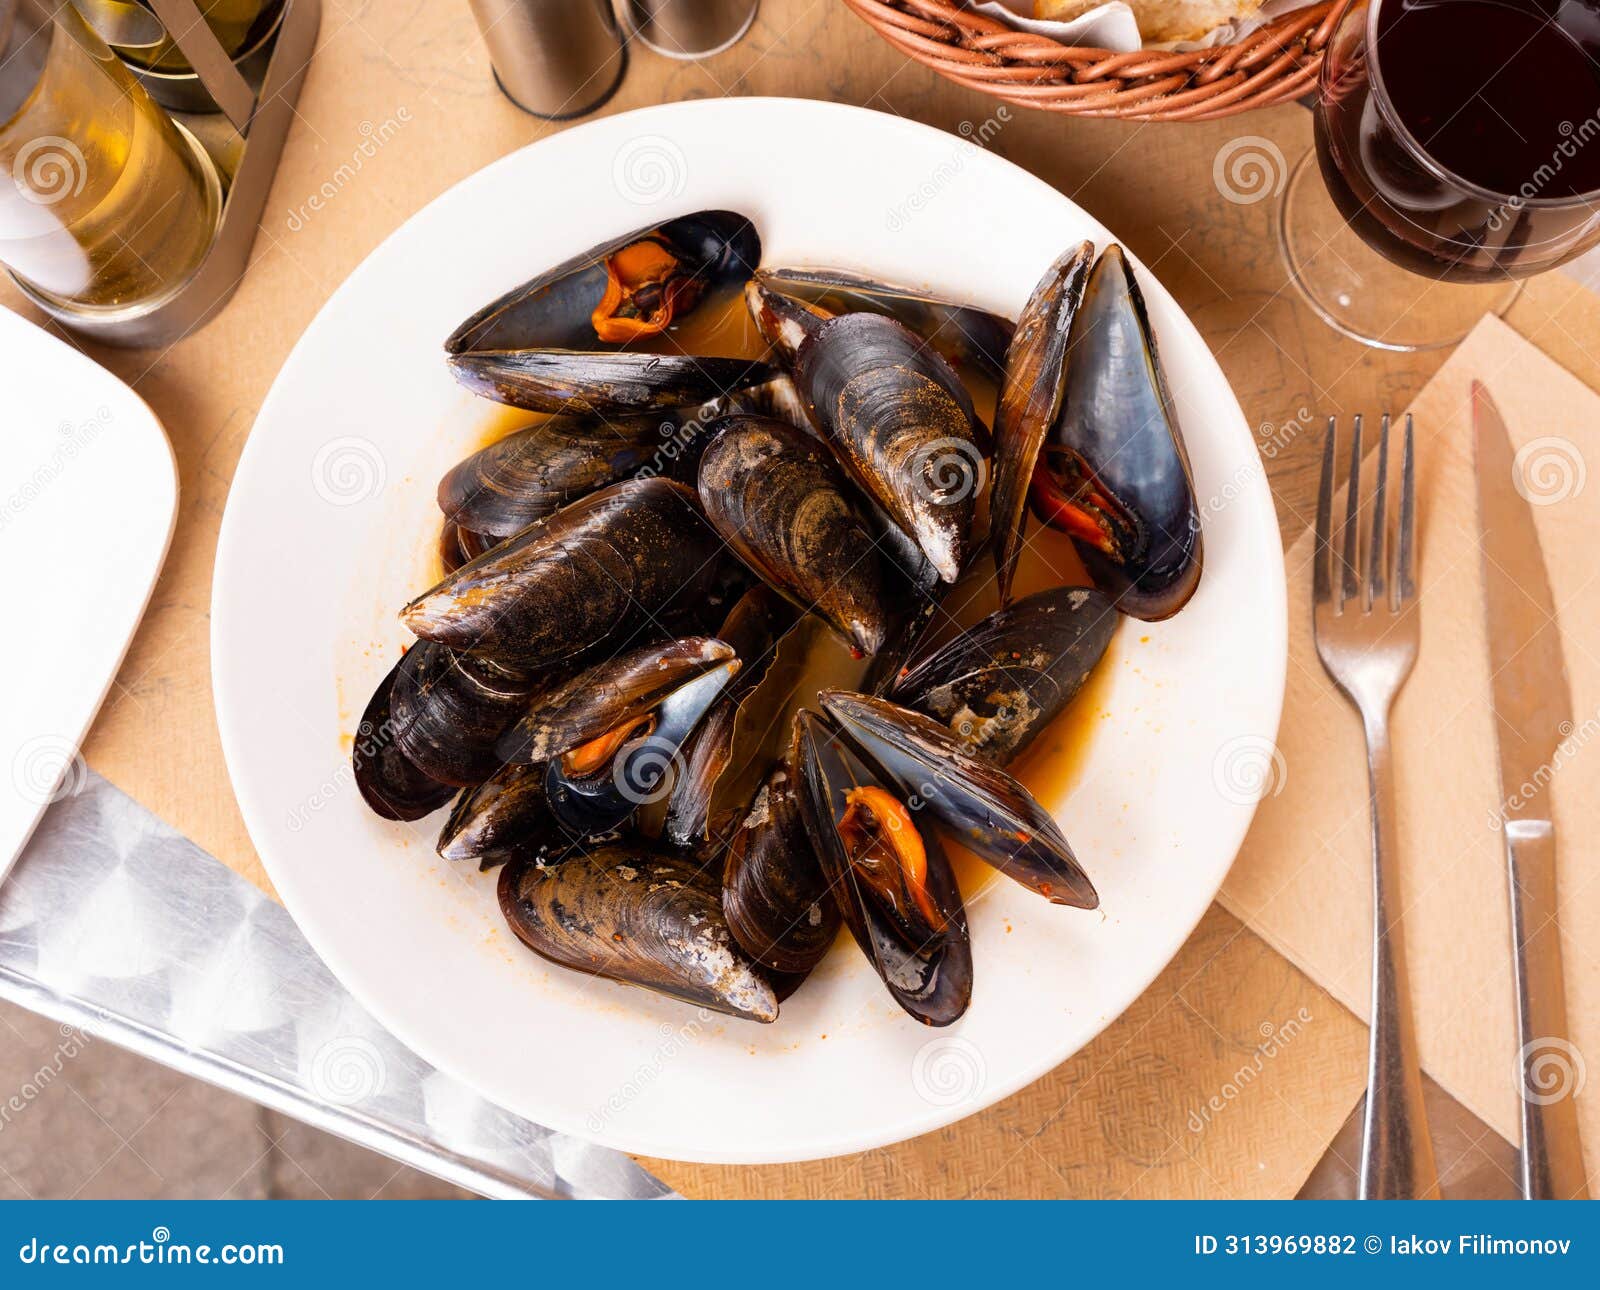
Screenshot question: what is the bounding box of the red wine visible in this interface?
[1316,0,1600,281]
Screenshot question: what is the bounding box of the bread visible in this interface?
[1033,0,1263,43]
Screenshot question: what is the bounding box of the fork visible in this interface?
[1312,413,1440,1200]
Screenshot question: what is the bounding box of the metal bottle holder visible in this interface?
[11,0,322,347]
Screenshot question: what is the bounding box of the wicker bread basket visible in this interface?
[844,0,1345,121]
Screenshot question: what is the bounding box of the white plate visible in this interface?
[212,99,1286,1165]
[0,306,176,879]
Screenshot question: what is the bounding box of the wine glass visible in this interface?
[1279,0,1600,351]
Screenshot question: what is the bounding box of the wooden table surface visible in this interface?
[8,0,1596,1198]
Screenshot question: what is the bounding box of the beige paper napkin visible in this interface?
[1223,313,1597,1180]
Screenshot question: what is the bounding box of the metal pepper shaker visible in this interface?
[620,0,759,59]
[466,0,626,120]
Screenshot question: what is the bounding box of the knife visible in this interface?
[1472,381,1591,1200]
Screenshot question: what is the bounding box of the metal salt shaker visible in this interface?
[466,0,626,119]
[620,0,759,59]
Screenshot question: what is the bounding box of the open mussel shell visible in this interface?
[402,477,722,667]
[544,659,740,837]
[793,313,981,585]
[755,268,1013,385]
[891,585,1116,766]
[662,696,737,851]
[723,763,840,975]
[437,412,687,539]
[446,211,773,416]
[498,844,778,1023]
[663,586,798,850]
[744,275,826,367]
[439,520,502,574]
[389,641,534,787]
[437,761,571,869]
[820,690,1098,909]
[352,655,456,821]
[1033,244,1202,621]
[501,636,734,764]
[722,373,814,435]
[698,415,890,656]
[447,350,778,418]
[794,711,971,1026]
[447,211,761,355]
[990,241,1093,604]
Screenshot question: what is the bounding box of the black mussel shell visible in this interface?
[715,582,800,689]
[439,521,500,574]
[663,695,738,852]
[447,350,778,418]
[722,373,814,434]
[439,520,466,573]
[794,710,971,1026]
[438,413,682,539]
[744,275,827,367]
[501,636,734,764]
[723,763,840,975]
[438,762,572,869]
[663,585,799,851]
[498,844,778,1023]
[754,268,1013,385]
[820,690,1097,909]
[698,415,890,656]
[402,477,723,667]
[990,242,1093,603]
[544,660,739,837]
[891,585,1116,766]
[445,211,772,416]
[352,655,455,821]
[1033,245,1202,621]
[793,313,981,584]
[389,642,534,787]
[448,211,761,355]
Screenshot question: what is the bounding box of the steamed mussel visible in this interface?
[791,312,983,585]
[890,585,1117,767]
[664,584,798,850]
[353,227,1208,1027]
[994,244,1202,620]
[353,653,457,821]
[794,710,971,1026]
[697,414,890,656]
[447,210,776,416]
[723,760,840,975]
[748,267,1013,383]
[403,477,722,666]
[499,844,778,1023]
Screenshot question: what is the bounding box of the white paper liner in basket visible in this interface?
[973,0,1325,52]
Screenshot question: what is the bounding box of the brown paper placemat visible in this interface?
[646,907,1367,1198]
[1223,314,1598,1181]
